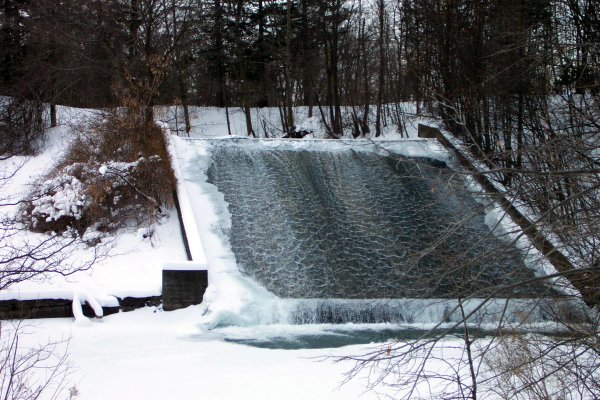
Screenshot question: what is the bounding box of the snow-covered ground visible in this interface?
[13,308,400,400]
[155,104,430,139]
[0,105,579,399]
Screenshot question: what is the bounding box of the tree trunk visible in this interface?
[284,0,295,134]
[375,0,385,137]
[300,0,314,117]
[50,104,57,127]
[213,0,226,107]
[178,77,191,135]
[360,12,370,135]
[234,0,254,137]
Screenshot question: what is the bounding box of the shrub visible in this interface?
[21,108,176,239]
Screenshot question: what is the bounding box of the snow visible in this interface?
[30,175,88,222]
[0,104,587,399]
[72,290,104,326]
[13,308,397,400]
[375,139,450,162]
[295,115,320,134]
[0,206,187,302]
[156,104,426,140]
[163,125,208,264]
[162,261,207,271]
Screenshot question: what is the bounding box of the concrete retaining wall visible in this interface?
[418,124,598,307]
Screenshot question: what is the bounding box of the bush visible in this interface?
[21,108,176,239]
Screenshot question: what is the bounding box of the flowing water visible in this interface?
[186,140,580,346]
[207,143,549,300]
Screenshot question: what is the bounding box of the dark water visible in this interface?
[221,324,578,349]
[206,144,552,300]
[223,327,466,349]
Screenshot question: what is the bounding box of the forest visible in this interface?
[2,0,598,277]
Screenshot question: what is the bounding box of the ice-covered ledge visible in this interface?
[162,261,208,311]
[160,122,209,265]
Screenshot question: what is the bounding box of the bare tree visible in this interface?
[0,321,77,400]
[0,96,106,400]
[335,131,599,398]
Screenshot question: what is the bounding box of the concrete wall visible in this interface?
[162,268,208,311]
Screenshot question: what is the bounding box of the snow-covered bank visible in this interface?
[14,308,392,400]
[0,107,188,305]
[0,209,187,303]
[156,104,430,140]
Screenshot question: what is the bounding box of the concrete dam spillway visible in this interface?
[205,141,552,309]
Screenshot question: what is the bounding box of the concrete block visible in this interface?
[162,262,208,311]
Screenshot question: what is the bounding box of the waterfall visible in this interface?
[182,139,572,328]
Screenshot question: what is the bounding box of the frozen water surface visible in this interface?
[205,140,552,300]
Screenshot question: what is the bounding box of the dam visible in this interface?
[178,138,569,333]
[207,142,543,300]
